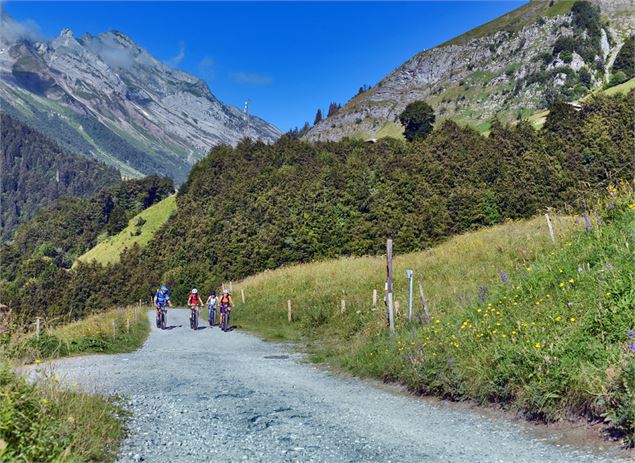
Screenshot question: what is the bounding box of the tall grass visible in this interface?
[0,364,126,462]
[2,305,150,365]
[0,306,149,461]
[233,189,635,445]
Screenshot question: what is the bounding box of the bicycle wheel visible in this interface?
[161,311,166,330]
[194,310,198,330]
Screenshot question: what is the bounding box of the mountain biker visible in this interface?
[206,290,218,326]
[219,289,233,331]
[188,288,203,326]
[154,285,173,321]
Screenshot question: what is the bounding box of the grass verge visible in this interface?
[0,365,126,462]
[233,190,635,446]
[3,306,150,364]
[0,306,149,461]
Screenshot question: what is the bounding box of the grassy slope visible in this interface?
[1,306,150,461]
[76,195,176,266]
[233,195,635,443]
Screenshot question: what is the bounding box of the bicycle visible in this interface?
[156,304,167,330]
[189,304,200,330]
[220,304,231,331]
[208,303,217,327]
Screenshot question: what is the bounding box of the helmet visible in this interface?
[192,288,198,294]
[160,285,168,292]
[223,289,229,294]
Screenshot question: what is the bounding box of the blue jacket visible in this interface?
[155,290,170,306]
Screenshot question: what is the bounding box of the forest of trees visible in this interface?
[0,175,174,316]
[0,114,122,240]
[0,91,632,321]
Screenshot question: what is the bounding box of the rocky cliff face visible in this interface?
[305,0,633,142]
[0,21,281,182]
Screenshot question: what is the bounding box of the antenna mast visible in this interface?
[243,99,251,139]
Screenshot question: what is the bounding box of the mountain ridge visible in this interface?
[305,0,633,141]
[0,17,282,182]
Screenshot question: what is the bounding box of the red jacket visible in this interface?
[188,293,202,305]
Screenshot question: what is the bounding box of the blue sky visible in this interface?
[5,1,525,131]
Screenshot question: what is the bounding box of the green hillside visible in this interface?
[75,195,176,267]
[233,191,635,445]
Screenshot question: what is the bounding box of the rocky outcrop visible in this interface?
[0,21,281,182]
[305,0,633,142]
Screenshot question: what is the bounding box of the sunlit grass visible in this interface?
[75,195,176,267]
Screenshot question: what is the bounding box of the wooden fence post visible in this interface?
[287,300,292,322]
[126,318,130,335]
[341,299,346,314]
[386,239,395,333]
[222,282,226,292]
[372,289,377,307]
[418,283,431,323]
[36,317,41,339]
[230,281,233,292]
[395,300,400,316]
[135,305,138,322]
[112,321,116,339]
[545,213,556,244]
[241,288,245,304]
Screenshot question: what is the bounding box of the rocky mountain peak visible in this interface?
[0,17,281,183]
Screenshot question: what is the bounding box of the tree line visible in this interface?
[0,91,632,322]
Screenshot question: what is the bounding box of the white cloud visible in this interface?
[166,40,185,67]
[0,7,43,43]
[197,56,214,79]
[230,71,272,86]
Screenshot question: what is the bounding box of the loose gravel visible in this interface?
[48,309,629,463]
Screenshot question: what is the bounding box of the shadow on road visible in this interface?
[195,326,207,330]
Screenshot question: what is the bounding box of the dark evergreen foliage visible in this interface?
[1,92,632,322]
[612,35,635,81]
[0,114,121,240]
[399,101,436,141]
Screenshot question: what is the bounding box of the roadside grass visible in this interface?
[233,189,635,445]
[3,306,150,364]
[0,364,126,462]
[75,195,176,267]
[0,306,149,461]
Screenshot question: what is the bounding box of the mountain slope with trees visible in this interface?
[305,0,633,141]
[0,113,121,240]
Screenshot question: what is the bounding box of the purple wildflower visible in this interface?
[499,271,510,285]
[478,285,488,303]
[630,343,635,355]
[605,263,614,271]
[628,329,635,339]
[578,265,584,273]
[609,200,615,209]
[582,214,593,231]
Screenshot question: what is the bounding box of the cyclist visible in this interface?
[187,288,203,327]
[154,285,173,326]
[206,290,218,326]
[219,289,233,331]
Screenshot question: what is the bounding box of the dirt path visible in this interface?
[48,309,630,462]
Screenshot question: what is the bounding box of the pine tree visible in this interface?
[314,109,323,125]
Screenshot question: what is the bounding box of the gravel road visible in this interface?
[48,309,629,463]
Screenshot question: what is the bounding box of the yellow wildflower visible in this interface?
[568,279,574,283]
[34,359,41,365]
[555,316,561,321]
[534,342,541,349]
[570,317,576,322]
[628,204,635,209]
[559,282,565,288]
[41,399,48,404]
